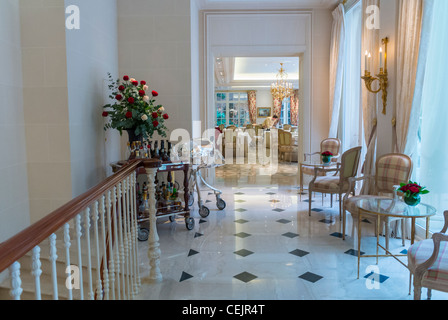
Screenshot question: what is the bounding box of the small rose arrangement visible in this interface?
[321,151,333,164]
[321,151,334,157]
[102,73,169,139]
[398,181,430,197]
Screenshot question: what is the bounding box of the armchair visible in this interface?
[278,130,296,162]
[308,147,362,220]
[301,138,342,179]
[342,154,413,245]
[408,211,448,300]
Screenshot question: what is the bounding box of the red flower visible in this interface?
[102,111,108,117]
[116,94,123,101]
[119,85,125,91]
[322,151,333,157]
[123,75,129,81]
[409,186,421,194]
[139,90,145,96]
[128,97,135,104]
[153,120,159,127]
[125,111,132,118]
[152,112,158,119]
[132,81,139,86]
[140,81,146,85]
[163,113,169,120]
[152,90,159,97]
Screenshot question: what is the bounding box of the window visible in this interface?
[413,0,448,232]
[215,92,249,127]
[280,99,291,126]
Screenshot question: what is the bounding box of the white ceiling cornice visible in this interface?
[195,0,339,10]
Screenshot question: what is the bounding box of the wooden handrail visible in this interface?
[0,159,161,274]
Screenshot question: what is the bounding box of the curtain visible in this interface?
[328,3,346,139]
[341,1,363,154]
[290,89,299,126]
[272,98,282,119]
[360,0,380,195]
[394,0,424,155]
[416,0,447,228]
[248,90,257,124]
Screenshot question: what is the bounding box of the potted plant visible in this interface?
[321,151,334,164]
[102,73,169,142]
[398,181,430,207]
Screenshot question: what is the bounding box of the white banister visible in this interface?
[63,223,72,300]
[123,178,131,299]
[49,233,58,300]
[9,261,22,300]
[31,246,42,300]
[75,214,84,300]
[118,182,126,300]
[126,176,135,298]
[131,172,140,293]
[93,201,103,300]
[106,190,116,300]
[113,185,122,300]
[100,195,110,300]
[84,207,94,300]
[145,167,162,282]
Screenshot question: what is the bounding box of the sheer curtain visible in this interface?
[416,0,448,231]
[328,4,346,139]
[341,1,364,154]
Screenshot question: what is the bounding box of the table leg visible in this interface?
[300,165,303,195]
[376,216,380,265]
[426,217,430,239]
[411,218,416,245]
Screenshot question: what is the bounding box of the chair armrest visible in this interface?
[342,175,374,203]
[304,152,321,161]
[414,232,448,280]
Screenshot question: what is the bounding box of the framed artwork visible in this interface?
[257,107,271,118]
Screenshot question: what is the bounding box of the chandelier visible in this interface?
[271,63,294,101]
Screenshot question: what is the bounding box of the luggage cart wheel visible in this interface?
[216,198,226,210]
[199,206,210,218]
[188,192,194,207]
[138,228,149,241]
[185,217,195,230]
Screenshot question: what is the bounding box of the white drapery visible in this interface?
[328,4,346,139]
[360,0,380,195]
[394,0,424,155]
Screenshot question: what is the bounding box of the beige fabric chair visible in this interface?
[308,146,362,219]
[343,153,413,246]
[283,124,292,131]
[278,130,295,162]
[408,211,448,300]
[302,138,342,177]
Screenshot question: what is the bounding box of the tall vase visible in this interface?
[126,128,143,144]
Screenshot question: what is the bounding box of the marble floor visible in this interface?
[135,163,448,300]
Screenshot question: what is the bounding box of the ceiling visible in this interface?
[215,56,299,90]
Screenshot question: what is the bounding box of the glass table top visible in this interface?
[357,197,437,219]
[300,160,338,167]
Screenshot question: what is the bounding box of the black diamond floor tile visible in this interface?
[180,272,193,282]
[289,249,309,257]
[199,219,207,224]
[234,192,245,195]
[364,272,389,283]
[234,249,254,257]
[282,232,299,238]
[234,232,251,238]
[234,272,258,283]
[194,232,203,238]
[235,219,249,224]
[344,249,365,256]
[299,272,323,283]
[319,219,334,224]
[330,232,346,238]
[312,208,324,212]
[273,208,285,212]
[235,208,248,213]
[266,192,277,195]
[188,249,199,257]
[269,200,280,203]
[276,219,291,224]
[235,200,246,203]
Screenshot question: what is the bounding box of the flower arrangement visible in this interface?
[102,73,169,139]
[321,151,334,164]
[321,151,334,157]
[398,181,430,206]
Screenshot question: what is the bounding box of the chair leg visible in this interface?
[342,207,346,240]
[330,194,333,208]
[428,289,432,300]
[339,193,342,221]
[309,190,312,217]
[414,285,422,300]
[401,219,406,246]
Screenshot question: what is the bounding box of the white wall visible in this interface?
[0,0,30,241]
[65,0,121,197]
[117,0,193,146]
[19,0,72,223]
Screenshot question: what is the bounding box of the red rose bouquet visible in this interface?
[321,151,334,157]
[398,181,429,206]
[102,73,169,139]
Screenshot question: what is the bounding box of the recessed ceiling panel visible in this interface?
[233,57,299,81]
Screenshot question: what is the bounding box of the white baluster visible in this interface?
[9,262,23,300]
[49,233,58,300]
[84,207,94,300]
[93,201,103,300]
[106,190,116,300]
[131,172,140,293]
[114,185,122,300]
[75,214,84,300]
[118,182,126,299]
[63,223,73,300]
[122,178,131,299]
[126,176,135,298]
[145,167,162,282]
[100,195,110,300]
[31,246,42,300]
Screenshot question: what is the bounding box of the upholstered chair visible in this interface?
[278,130,295,162]
[408,211,448,300]
[301,139,342,178]
[308,146,362,220]
[342,154,413,246]
[283,124,292,131]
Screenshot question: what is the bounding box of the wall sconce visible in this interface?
[361,37,389,115]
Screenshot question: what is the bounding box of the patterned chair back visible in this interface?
[321,138,341,158]
[375,153,413,194]
[340,147,362,181]
[283,131,292,146]
[278,129,285,146]
[283,124,292,131]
